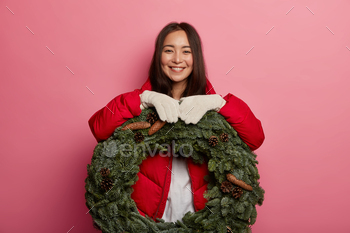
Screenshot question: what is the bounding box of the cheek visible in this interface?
[161,54,170,66]
[186,56,194,67]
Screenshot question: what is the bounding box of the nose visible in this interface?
[173,51,183,63]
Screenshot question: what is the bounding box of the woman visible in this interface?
[88,22,265,224]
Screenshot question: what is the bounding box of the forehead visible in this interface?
[163,30,190,48]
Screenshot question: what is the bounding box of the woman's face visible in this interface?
[161,30,193,84]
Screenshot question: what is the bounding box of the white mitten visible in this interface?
[140,90,180,123]
[179,94,226,124]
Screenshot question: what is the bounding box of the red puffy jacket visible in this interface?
[88,77,265,221]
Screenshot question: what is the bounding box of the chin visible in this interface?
[170,76,188,83]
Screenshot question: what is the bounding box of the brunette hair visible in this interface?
[148,22,207,98]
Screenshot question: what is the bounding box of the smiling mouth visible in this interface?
[169,67,185,71]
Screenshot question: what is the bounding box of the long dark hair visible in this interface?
[148,22,207,98]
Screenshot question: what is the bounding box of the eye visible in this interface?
[184,50,191,54]
[165,49,172,52]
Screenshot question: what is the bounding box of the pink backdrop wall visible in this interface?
[1,0,350,232]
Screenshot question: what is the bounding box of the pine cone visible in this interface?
[220,133,229,142]
[146,112,158,125]
[101,178,113,191]
[232,187,243,199]
[221,181,233,193]
[134,132,144,143]
[208,135,218,147]
[100,167,110,177]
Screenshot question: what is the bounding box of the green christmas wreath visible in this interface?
[85,107,265,233]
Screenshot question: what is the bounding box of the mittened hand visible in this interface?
[179,94,226,124]
[140,90,180,123]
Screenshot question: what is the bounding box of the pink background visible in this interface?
[1,0,350,232]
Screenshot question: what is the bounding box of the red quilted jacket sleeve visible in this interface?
[218,94,265,151]
[205,79,265,151]
[88,78,152,142]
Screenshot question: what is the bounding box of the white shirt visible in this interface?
[161,156,195,222]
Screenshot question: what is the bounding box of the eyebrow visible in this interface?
[163,45,191,49]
